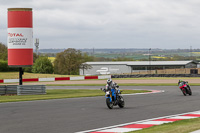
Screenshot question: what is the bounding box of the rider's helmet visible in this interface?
[107,78,112,85]
[179,80,183,83]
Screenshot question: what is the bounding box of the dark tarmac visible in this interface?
[0,86,200,133]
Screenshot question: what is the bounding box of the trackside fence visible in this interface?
[0,85,46,95]
[17,85,46,95]
[0,85,17,95]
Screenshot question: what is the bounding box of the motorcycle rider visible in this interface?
[178,80,188,85]
[178,80,191,90]
[106,78,119,91]
[178,79,192,96]
[101,78,119,93]
[105,78,119,102]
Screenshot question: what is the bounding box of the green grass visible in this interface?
[47,84,107,86]
[114,77,200,80]
[94,53,148,60]
[0,89,149,103]
[0,72,81,79]
[117,83,200,86]
[46,83,200,86]
[129,117,200,133]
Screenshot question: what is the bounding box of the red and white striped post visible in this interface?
[7,8,33,85]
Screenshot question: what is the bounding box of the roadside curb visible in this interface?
[122,90,164,96]
[77,110,200,133]
[0,75,111,84]
[191,129,200,133]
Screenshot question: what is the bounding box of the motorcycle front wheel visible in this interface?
[106,98,113,109]
[118,96,125,108]
[188,87,192,96]
[182,89,187,96]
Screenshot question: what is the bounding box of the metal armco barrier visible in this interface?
[0,85,17,95]
[6,85,18,95]
[0,85,7,95]
[0,85,46,95]
[17,85,46,95]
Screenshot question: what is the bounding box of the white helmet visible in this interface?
[107,78,112,85]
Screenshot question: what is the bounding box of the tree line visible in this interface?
[0,42,198,75]
[0,43,92,75]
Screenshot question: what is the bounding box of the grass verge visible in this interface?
[0,89,149,103]
[114,77,200,80]
[130,117,200,133]
[0,72,80,79]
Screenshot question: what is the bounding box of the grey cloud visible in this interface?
[1,0,200,49]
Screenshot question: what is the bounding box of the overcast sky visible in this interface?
[1,0,200,49]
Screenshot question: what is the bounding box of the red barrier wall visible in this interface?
[55,77,70,81]
[23,78,38,82]
[85,76,98,79]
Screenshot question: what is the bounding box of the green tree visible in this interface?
[54,48,92,75]
[23,53,39,73]
[0,43,7,60]
[32,56,54,74]
[79,63,92,75]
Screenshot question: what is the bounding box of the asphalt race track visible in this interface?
[1,86,200,133]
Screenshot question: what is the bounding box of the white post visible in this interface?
[35,38,39,55]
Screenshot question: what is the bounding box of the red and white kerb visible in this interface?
[7,8,33,67]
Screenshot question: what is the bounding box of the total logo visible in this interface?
[8,33,24,37]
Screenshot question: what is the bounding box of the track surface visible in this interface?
[0,86,200,133]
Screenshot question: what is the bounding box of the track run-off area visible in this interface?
[1,86,200,133]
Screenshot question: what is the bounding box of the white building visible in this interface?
[79,60,198,75]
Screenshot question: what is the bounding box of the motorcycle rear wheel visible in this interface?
[106,98,113,109]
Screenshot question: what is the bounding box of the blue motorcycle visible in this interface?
[101,87,125,109]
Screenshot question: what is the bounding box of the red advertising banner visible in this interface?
[7,8,33,67]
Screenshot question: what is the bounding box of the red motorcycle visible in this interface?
[178,81,192,96]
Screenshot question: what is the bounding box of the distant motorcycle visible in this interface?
[101,87,125,109]
[178,81,192,96]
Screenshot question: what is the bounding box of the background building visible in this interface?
[80,60,198,75]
